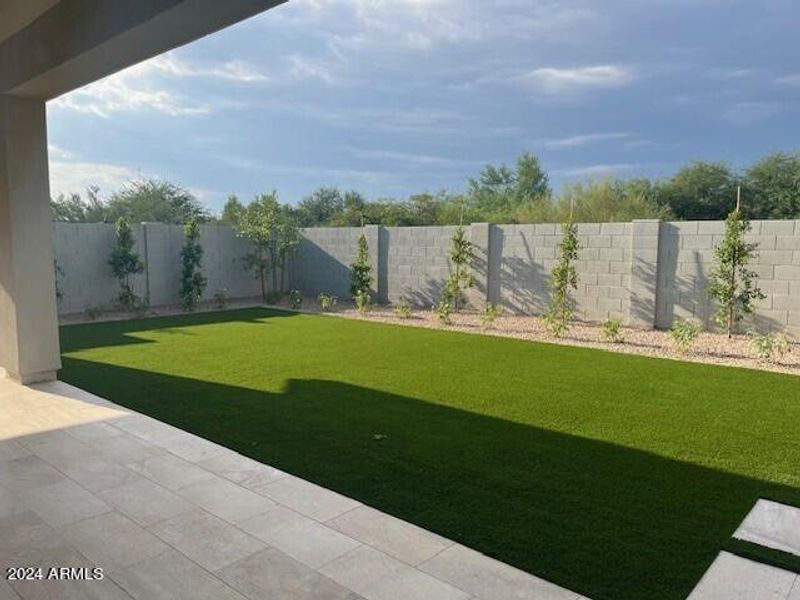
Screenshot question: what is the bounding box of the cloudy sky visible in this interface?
[47,0,800,213]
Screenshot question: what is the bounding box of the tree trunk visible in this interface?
[279,256,286,293]
[259,268,267,303]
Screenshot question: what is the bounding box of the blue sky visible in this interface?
[47,0,800,214]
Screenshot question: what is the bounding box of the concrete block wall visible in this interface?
[53,223,262,315]
[290,219,800,335]
[53,219,800,335]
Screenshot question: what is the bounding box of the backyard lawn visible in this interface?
[59,308,800,600]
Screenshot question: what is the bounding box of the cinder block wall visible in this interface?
[290,220,800,335]
[53,219,800,334]
[53,223,262,315]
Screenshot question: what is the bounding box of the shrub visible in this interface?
[354,289,372,314]
[435,298,452,326]
[393,297,412,319]
[84,305,105,321]
[318,293,338,312]
[544,220,580,337]
[109,217,144,311]
[179,220,207,312]
[669,319,700,354]
[444,224,475,313]
[601,319,625,343]
[289,289,303,309]
[708,204,764,337]
[54,260,65,303]
[213,288,229,310]
[482,303,503,327]
[749,332,791,363]
[350,232,373,302]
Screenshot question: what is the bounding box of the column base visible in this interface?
[4,369,58,385]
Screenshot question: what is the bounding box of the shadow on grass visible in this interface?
[59,308,298,351]
[59,357,800,600]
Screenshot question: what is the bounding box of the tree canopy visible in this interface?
[51,151,800,227]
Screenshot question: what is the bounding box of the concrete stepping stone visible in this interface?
[735,499,800,557]
[687,552,796,599]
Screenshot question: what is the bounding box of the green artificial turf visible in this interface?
[59,308,800,600]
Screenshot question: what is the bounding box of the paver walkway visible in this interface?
[0,377,587,600]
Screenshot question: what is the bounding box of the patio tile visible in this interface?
[197,451,288,490]
[97,476,194,527]
[59,511,169,568]
[175,475,276,524]
[89,432,165,465]
[0,578,18,600]
[0,511,58,564]
[687,552,796,599]
[256,475,361,522]
[65,421,124,443]
[217,547,363,600]
[148,509,265,572]
[157,434,228,463]
[328,505,452,566]
[789,577,800,600]
[111,549,247,600]
[111,415,186,446]
[7,538,130,600]
[420,543,581,600]
[0,484,26,519]
[321,545,469,600]
[128,453,214,490]
[0,440,30,463]
[18,479,112,527]
[241,505,361,569]
[0,455,68,493]
[734,499,800,556]
[28,437,138,492]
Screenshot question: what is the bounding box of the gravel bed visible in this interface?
[307,302,800,376]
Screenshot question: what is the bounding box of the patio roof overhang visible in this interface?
[0,0,284,383]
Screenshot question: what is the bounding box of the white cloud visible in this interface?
[540,132,634,149]
[721,101,781,125]
[49,159,147,197]
[347,148,480,167]
[776,73,800,86]
[50,52,266,118]
[512,65,635,94]
[556,163,639,178]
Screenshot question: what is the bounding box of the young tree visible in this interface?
[350,231,373,311]
[276,205,300,293]
[109,217,145,310]
[442,223,475,313]
[235,193,280,303]
[708,194,765,338]
[544,218,580,337]
[180,220,207,311]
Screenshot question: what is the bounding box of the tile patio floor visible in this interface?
[0,378,588,600]
[1,377,797,600]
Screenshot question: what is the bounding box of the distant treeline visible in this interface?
[52,152,800,226]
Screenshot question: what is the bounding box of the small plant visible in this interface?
[445,224,475,313]
[544,219,580,337]
[749,332,791,363]
[109,217,144,311]
[84,305,105,321]
[354,289,372,314]
[318,293,338,312]
[601,319,625,344]
[213,288,229,310]
[180,220,207,312]
[435,298,452,326]
[54,260,65,302]
[669,319,700,354]
[708,199,765,338]
[393,297,412,319]
[350,232,373,305]
[289,289,303,309]
[482,303,503,327]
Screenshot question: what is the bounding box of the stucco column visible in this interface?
[0,95,61,383]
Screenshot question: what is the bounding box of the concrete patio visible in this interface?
[0,377,589,600]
